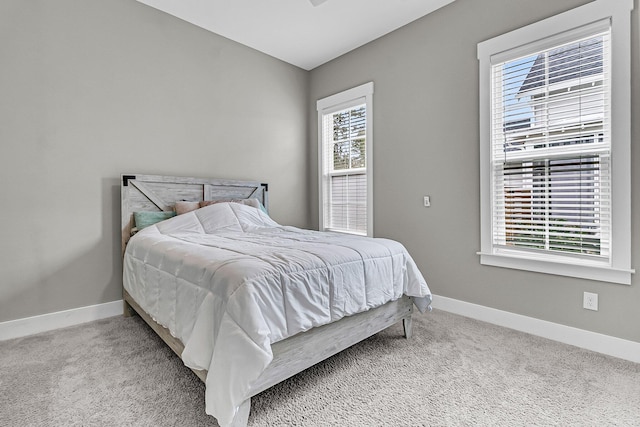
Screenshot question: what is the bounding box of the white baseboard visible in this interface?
[431,294,640,364]
[3,296,638,364]
[0,300,123,341]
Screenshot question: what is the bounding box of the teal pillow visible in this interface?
[134,211,176,230]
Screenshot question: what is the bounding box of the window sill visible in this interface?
[478,251,634,285]
[325,228,367,237]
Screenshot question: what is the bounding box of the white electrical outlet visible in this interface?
[583,292,598,311]
[423,196,431,207]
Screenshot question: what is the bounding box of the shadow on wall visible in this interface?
[0,177,124,322]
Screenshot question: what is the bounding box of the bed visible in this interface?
[121,174,432,427]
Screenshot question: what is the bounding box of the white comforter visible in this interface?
[123,202,431,426]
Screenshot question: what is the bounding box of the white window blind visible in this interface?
[491,28,611,261]
[317,83,373,236]
[321,104,367,234]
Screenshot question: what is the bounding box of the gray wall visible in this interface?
[2,0,638,346]
[0,0,309,322]
[309,0,640,343]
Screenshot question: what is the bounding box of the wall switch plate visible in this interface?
[423,196,431,207]
[583,292,598,311]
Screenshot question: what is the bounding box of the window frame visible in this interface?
[477,0,634,284]
[317,82,374,236]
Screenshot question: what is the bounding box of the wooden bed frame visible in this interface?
[121,174,414,427]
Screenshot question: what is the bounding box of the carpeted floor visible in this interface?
[1,309,639,426]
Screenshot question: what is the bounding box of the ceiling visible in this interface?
[136,0,456,70]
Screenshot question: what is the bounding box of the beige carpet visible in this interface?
[1,308,639,426]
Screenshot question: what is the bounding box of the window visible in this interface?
[477,0,634,284]
[317,82,373,236]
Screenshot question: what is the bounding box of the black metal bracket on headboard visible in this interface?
[261,183,269,192]
[122,175,136,186]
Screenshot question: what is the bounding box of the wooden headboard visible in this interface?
[121,174,268,253]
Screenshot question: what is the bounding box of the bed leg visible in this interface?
[403,316,413,339]
[123,300,135,318]
[229,398,251,427]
